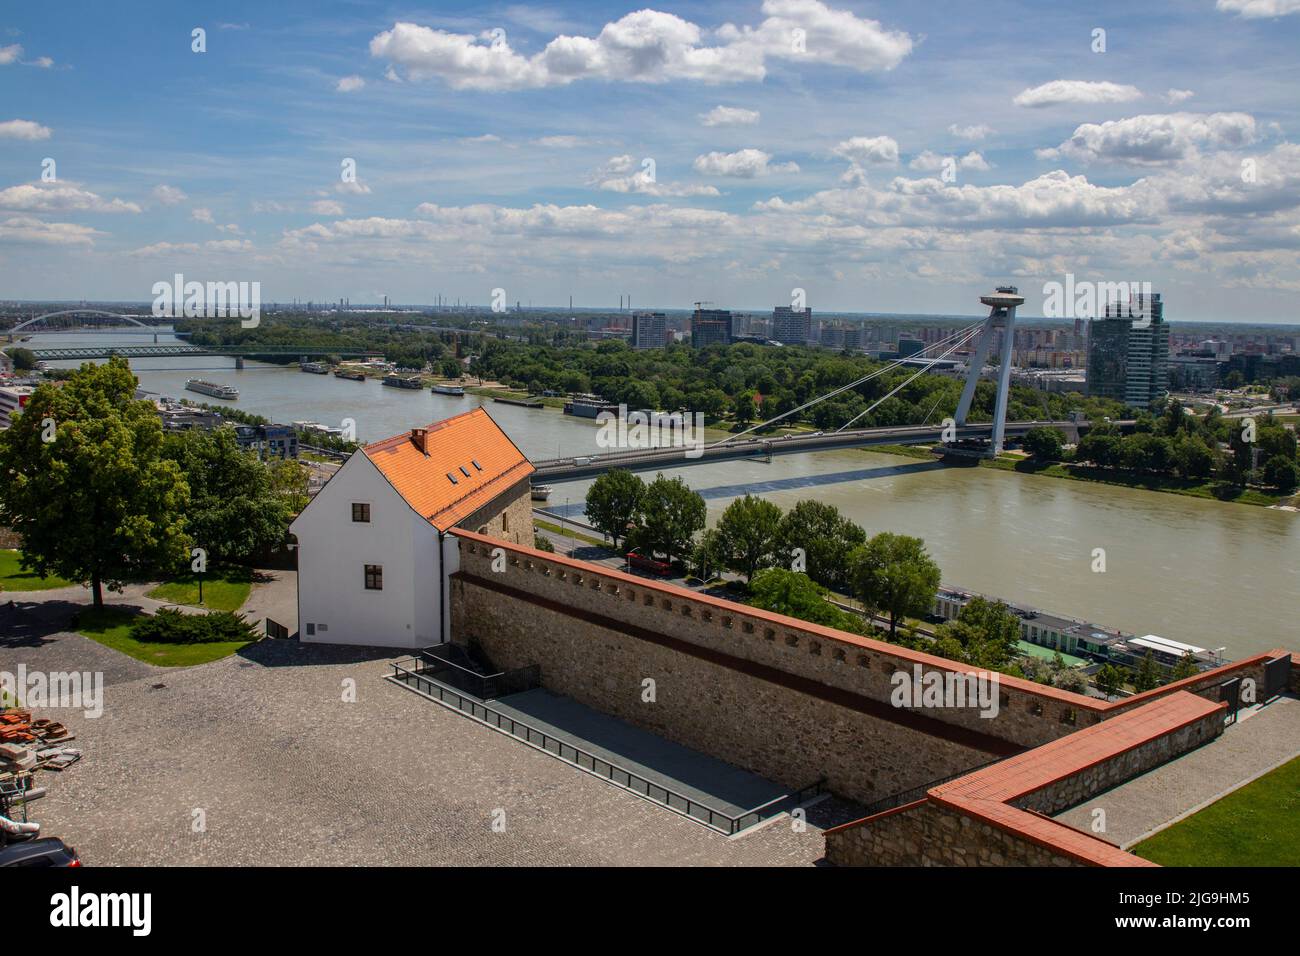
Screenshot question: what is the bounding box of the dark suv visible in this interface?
[0,837,81,867]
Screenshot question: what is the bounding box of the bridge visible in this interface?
[22,344,384,361]
[531,419,1124,481]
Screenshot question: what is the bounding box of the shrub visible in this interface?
[129,608,260,644]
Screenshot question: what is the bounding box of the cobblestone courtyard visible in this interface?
[2,607,842,866]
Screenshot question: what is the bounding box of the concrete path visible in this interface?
[1054,694,1300,849]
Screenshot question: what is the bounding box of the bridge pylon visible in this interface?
[952,285,1024,457]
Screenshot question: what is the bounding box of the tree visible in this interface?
[713,494,783,582]
[690,527,725,581]
[848,532,941,640]
[748,567,865,634]
[0,357,190,607]
[1020,426,1065,461]
[1170,650,1199,682]
[777,500,866,592]
[951,597,1022,668]
[638,474,706,563]
[1133,650,1161,692]
[733,392,756,425]
[1264,454,1299,491]
[1095,664,1125,699]
[161,427,294,564]
[584,469,645,549]
[7,347,38,371]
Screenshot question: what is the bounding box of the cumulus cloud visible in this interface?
[909,150,991,173]
[152,184,188,205]
[336,75,366,92]
[948,123,993,141]
[460,133,501,143]
[1216,0,1300,17]
[310,200,345,215]
[369,2,912,90]
[0,182,141,214]
[693,148,798,178]
[334,180,372,195]
[592,155,720,196]
[1014,80,1142,108]
[191,207,214,223]
[699,105,760,127]
[1037,112,1258,166]
[1165,88,1195,104]
[0,45,21,66]
[0,216,101,245]
[0,119,52,140]
[533,135,588,148]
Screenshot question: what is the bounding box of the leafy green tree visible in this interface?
[848,532,941,640]
[1020,426,1065,461]
[1264,454,1299,491]
[162,427,294,564]
[7,347,38,371]
[1170,650,1200,682]
[733,392,756,425]
[748,567,865,634]
[1172,434,1216,480]
[584,469,645,549]
[0,357,190,607]
[950,597,1022,668]
[690,527,725,581]
[638,474,706,563]
[1133,650,1161,692]
[713,494,783,583]
[1094,664,1125,699]
[777,500,866,592]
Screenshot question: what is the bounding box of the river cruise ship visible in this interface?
[185,379,239,400]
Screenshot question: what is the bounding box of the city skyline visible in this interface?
[3,1,1300,319]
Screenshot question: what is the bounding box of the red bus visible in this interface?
[627,550,672,576]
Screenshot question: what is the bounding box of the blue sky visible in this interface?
[2,0,1299,319]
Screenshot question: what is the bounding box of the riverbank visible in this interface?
[871,443,1298,509]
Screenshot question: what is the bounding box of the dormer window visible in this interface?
[447,472,458,484]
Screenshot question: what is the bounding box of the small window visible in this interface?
[447,472,458,485]
[364,565,383,590]
[460,466,471,477]
[502,511,509,532]
[471,459,483,471]
[305,622,316,636]
[351,503,370,523]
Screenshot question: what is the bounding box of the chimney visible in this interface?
[410,428,428,455]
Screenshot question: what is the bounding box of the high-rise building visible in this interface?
[691,308,733,348]
[897,337,925,357]
[772,306,812,345]
[631,311,667,349]
[1085,292,1169,408]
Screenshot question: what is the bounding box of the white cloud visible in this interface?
[832,136,899,167]
[216,223,242,234]
[1165,88,1195,104]
[336,75,366,93]
[699,105,760,127]
[0,216,101,245]
[369,2,912,90]
[693,148,798,178]
[1216,0,1300,17]
[592,155,720,196]
[0,182,140,214]
[1038,112,1258,166]
[191,207,214,223]
[0,45,21,66]
[334,180,372,195]
[948,123,993,141]
[30,56,53,69]
[152,184,188,206]
[461,133,501,143]
[252,200,293,213]
[310,200,345,215]
[533,135,588,148]
[1014,80,1143,108]
[0,119,52,140]
[909,150,991,172]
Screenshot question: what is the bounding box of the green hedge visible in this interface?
[129,608,260,644]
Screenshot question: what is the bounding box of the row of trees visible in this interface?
[0,358,306,606]
[1021,400,1299,490]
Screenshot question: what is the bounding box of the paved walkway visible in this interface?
[1054,695,1300,848]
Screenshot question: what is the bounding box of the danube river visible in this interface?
[34,330,1300,660]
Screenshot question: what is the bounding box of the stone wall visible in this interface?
[825,800,1087,867]
[453,572,995,804]
[455,478,534,548]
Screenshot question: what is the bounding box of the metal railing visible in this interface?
[856,757,1005,819]
[388,659,824,836]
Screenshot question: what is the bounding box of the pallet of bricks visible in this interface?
[0,708,81,776]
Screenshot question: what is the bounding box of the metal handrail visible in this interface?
[856,757,1004,819]
[388,660,823,835]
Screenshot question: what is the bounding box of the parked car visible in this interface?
[0,837,81,867]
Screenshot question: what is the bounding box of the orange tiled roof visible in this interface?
[363,407,534,532]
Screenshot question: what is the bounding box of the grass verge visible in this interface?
[534,519,608,549]
[0,550,73,592]
[1133,755,1300,866]
[75,607,254,667]
[146,565,253,611]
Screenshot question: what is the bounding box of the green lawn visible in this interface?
[75,607,254,667]
[534,519,609,549]
[1133,756,1300,866]
[146,566,252,612]
[0,549,73,591]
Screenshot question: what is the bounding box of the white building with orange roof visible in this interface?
[289,407,534,647]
